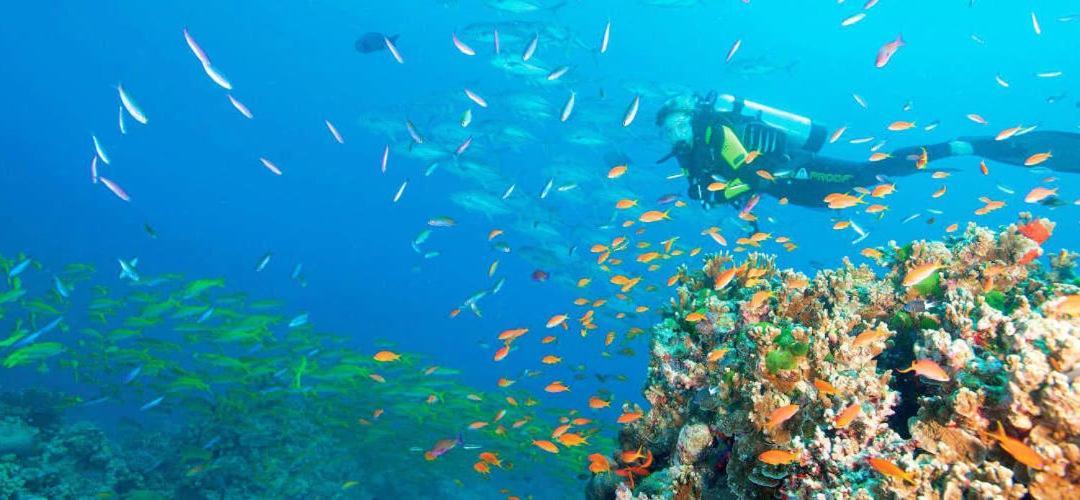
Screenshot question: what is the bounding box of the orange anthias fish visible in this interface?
[620,447,646,463]
[607,164,628,179]
[588,453,611,473]
[557,433,588,447]
[915,147,928,169]
[824,192,864,209]
[749,290,771,308]
[639,210,671,223]
[996,125,1022,141]
[532,440,560,454]
[871,183,896,198]
[758,449,800,465]
[902,262,941,287]
[981,422,1045,469]
[868,457,915,484]
[588,396,611,409]
[479,452,503,468]
[897,359,950,382]
[834,402,862,428]
[685,311,706,323]
[493,344,510,362]
[546,314,569,328]
[786,276,809,289]
[498,327,529,341]
[869,152,892,162]
[545,381,570,393]
[852,324,892,348]
[1023,152,1051,166]
[714,268,737,289]
[814,378,839,396]
[707,348,728,363]
[887,120,916,131]
[473,461,491,474]
[615,199,638,209]
[764,404,800,431]
[1024,186,1057,203]
[373,351,401,362]
[617,410,644,424]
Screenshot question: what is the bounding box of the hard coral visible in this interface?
[605,220,1079,498]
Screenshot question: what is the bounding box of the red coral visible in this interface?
[1017,220,1051,245]
[1019,248,1041,266]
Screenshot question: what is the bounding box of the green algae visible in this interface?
[765,324,809,373]
[765,349,796,373]
[910,270,941,297]
[983,290,1015,314]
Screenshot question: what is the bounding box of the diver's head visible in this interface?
[656,95,696,152]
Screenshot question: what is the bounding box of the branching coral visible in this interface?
[590,219,1079,498]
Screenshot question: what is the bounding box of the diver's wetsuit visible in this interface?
[662,93,1080,209]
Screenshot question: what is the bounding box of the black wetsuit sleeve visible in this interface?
[966,131,1080,173]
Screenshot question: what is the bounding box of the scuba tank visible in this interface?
[712,94,828,153]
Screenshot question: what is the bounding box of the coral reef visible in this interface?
[589,219,1080,498]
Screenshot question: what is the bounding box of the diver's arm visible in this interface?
[959,131,1080,172]
[892,131,1080,173]
[795,140,956,182]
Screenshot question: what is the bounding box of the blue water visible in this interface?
[1,1,1077,497]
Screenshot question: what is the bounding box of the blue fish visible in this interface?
[118,258,140,282]
[288,313,309,328]
[197,307,215,323]
[11,316,63,350]
[139,396,165,411]
[53,275,70,298]
[8,259,31,278]
[123,365,143,385]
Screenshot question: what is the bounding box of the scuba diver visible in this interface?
[656,91,1080,209]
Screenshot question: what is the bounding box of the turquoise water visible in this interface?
[0,1,1077,498]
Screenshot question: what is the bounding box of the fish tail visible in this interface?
[896,366,914,374]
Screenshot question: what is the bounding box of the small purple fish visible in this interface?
[657,193,680,205]
[99,176,130,201]
[455,136,473,156]
[423,433,463,460]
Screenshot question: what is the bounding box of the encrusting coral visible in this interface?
[588,218,1080,499]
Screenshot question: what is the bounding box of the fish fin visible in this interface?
[995,421,1009,440]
